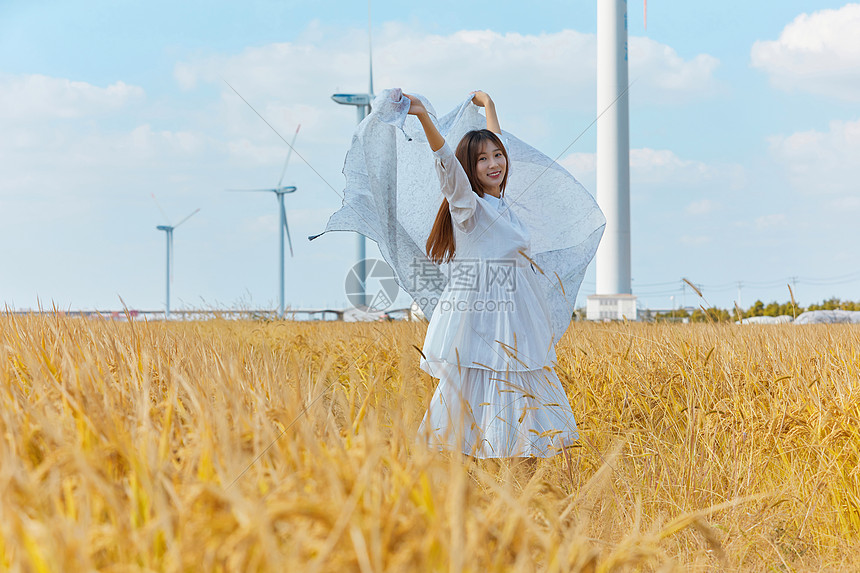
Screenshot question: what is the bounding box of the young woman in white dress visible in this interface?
[405,91,580,459]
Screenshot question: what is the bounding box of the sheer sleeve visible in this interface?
[433,141,477,233]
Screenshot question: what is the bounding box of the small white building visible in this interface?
[586,294,638,321]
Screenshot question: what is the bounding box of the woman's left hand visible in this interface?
[470,91,493,108]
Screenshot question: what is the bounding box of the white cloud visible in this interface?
[0,121,212,175]
[558,152,596,175]
[630,37,721,103]
[167,24,724,198]
[559,148,743,189]
[631,148,715,185]
[128,124,208,157]
[0,74,144,121]
[826,196,860,210]
[751,4,860,100]
[681,235,711,245]
[176,23,720,118]
[755,213,788,229]
[769,118,860,195]
[0,74,205,213]
[686,199,720,215]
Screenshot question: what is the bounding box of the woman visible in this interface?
[311,88,604,458]
[407,91,581,459]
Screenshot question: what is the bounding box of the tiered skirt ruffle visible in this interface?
[418,361,578,458]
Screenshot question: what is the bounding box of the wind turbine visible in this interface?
[229,124,301,319]
[152,194,200,320]
[331,1,374,309]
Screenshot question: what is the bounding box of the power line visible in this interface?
[581,271,860,299]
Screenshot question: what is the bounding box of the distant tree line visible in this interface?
[651,297,860,323]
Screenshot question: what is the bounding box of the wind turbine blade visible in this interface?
[282,201,294,257]
[151,193,171,224]
[174,208,200,229]
[276,124,301,189]
[644,0,647,29]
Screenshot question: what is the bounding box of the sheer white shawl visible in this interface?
[310,89,605,344]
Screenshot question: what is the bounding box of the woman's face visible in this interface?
[474,139,506,194]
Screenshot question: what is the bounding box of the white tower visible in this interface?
[588,0,637,321]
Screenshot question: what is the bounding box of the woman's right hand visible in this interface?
[405,93,428,116]
[403,93,443,151]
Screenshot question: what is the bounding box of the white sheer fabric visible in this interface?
[310,89,605,345]
[311,89,605,457]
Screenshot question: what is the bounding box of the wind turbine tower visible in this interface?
[229,125,300,319]
[152,195,200,319]
[588,0,638,321]
[331,3,374,309]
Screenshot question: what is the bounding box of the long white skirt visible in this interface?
[417,362,579,458]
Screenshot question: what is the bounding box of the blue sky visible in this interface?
[2,1,859,313]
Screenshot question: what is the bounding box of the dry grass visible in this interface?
[1,315,858,571]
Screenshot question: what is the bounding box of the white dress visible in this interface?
[417,141,580,458]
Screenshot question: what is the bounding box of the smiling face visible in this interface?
[474,140,507,196]
[454,129,511,199]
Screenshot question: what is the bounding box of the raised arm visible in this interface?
[405,94,445,152]
[405,93,477,231]
[471,91,500,134]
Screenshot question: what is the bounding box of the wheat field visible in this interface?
[1,314,858,571]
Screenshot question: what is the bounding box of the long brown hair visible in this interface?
[426,129,510,263]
